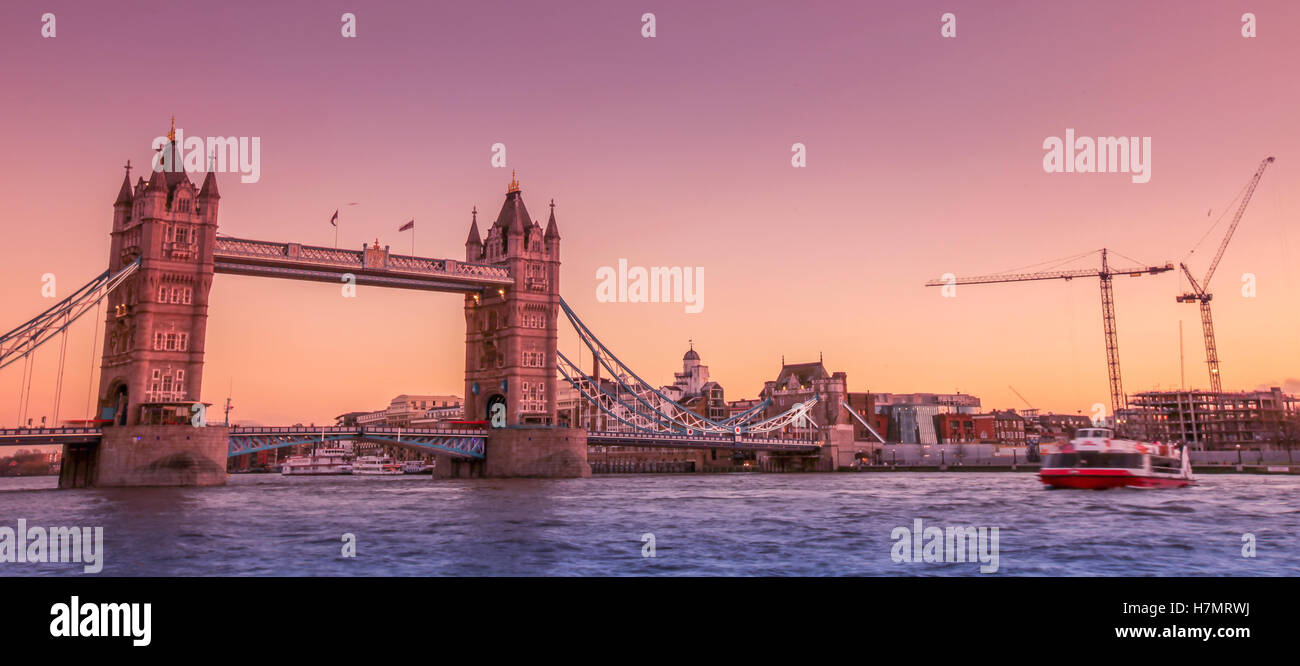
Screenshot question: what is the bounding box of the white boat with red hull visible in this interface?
[1039,428,1194,489]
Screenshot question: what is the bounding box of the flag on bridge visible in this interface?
[330,210,339,227]
[398,219,415,232]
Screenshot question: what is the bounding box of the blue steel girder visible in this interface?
[352,433,485,459]
[227,433,357,457]
[226,427,486,459]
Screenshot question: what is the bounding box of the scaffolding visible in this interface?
[1126,388,1299,450]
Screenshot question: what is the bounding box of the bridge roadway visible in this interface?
[0,426,821,459]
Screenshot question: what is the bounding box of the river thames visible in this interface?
[2,473,1297,576]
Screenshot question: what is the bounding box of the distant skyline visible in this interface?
[1,0,1298,427]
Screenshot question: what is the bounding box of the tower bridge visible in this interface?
[0,129,838,487]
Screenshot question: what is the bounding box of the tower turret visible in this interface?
[197,170,220,223]
[465,206,483,261]
[545,199,560,239]
[113,162,134,230]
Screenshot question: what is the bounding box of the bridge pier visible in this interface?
[759,453,821,473]
[432,453,483,479]
[60,425,229,488]
[819,424,857,472]
[58,442,100,489]
[483,427,590,478]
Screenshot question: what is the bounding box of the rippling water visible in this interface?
[1,472,1297,576]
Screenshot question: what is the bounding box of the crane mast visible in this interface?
[926,249,1173,422]
[1176,156,1274,393]
[1100,249,1124,418]
[1008,385,1038,418]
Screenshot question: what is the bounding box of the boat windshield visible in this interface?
[1043,452,1142,469]
[1076,428,1113,438]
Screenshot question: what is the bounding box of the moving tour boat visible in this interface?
[1039,428,1194,489]
[352,456,404,476]
[281,447,352,476]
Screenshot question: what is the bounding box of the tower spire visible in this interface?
[507,170,520,194]
[115,160,134,206]
[168,115,176,143]
[544,197,560,240]
[465,205,483,253]
[199,169,220,200]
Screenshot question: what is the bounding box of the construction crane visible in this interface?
[1008,385,1038,419]
[925,249,1173,421]
[1176,156,1274,393]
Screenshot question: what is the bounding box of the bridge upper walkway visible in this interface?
[213,236,513,293]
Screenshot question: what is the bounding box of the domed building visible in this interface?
[673,342,707,396]
[666,342,724,421]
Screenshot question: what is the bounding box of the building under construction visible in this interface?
[1125,387,1299,450]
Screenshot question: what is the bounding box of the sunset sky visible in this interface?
[1,0,1297,427]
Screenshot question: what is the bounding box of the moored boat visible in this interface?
[281,446,352,476]
[401,460,434,474]
[1039,428,1194,489]
[353,455,403,476]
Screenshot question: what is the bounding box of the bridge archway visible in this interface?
[110,383,128,426]
[485,394,506,421]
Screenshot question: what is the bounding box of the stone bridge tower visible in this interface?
[460,173,588,478]
[463,173,561,426]
[98,122,219,426]
[63,121,229,488]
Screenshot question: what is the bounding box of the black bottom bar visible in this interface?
[2,577,1291,655]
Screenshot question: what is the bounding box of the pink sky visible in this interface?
[1,0,1298,426]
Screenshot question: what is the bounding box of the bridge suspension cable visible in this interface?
[0,258,139,372]
[51,310,71,425]
[556,298,819,435]
[82,297,103,422]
